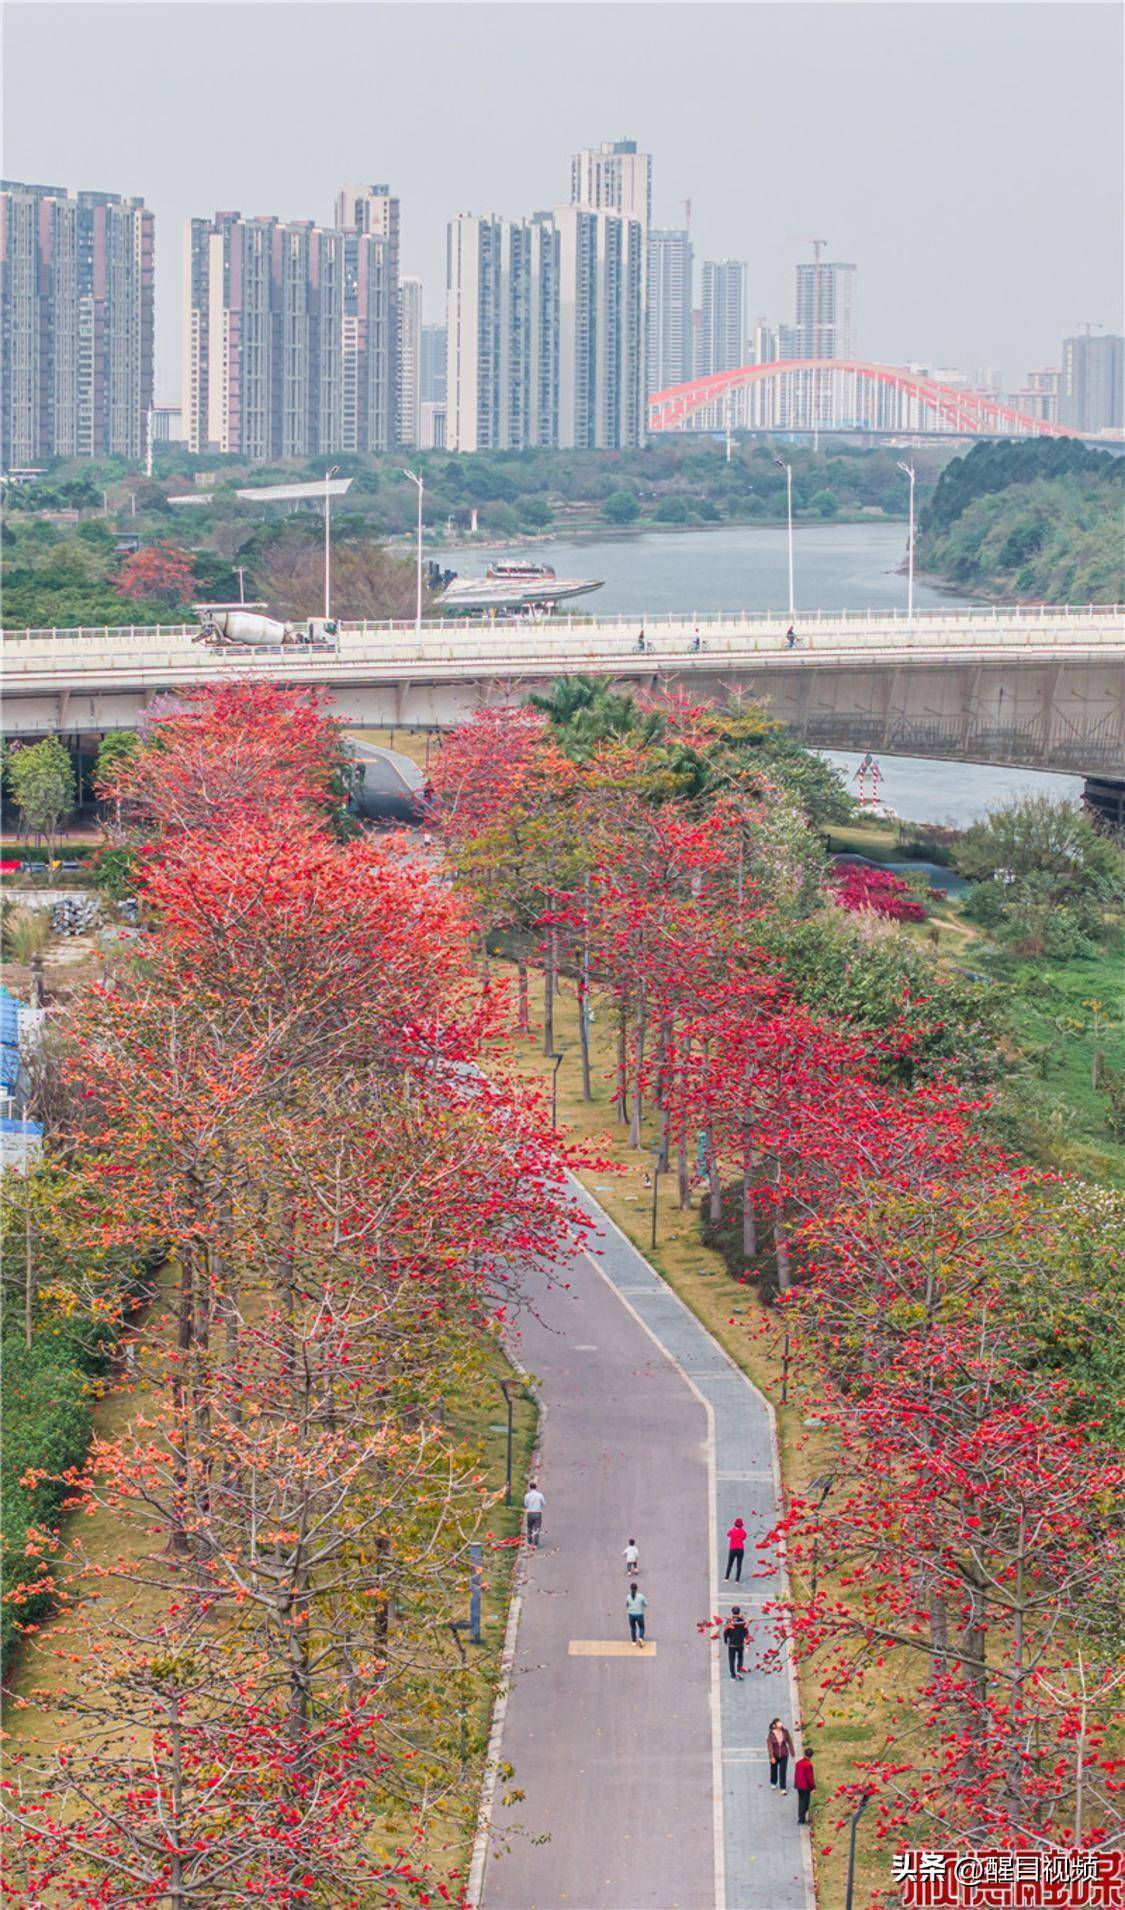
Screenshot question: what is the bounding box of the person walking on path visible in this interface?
[794,1746,816,1824]
[626,1582,648,1646]
[767,1718,795,1793]
[623,1538,639,1574]
[723,1607,749,1680]
[523,1481,545,1548]
[725,1517,748,1581]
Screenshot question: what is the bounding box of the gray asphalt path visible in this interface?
[478,1186,815,1910]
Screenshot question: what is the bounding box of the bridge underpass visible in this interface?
[3,607,1123,785]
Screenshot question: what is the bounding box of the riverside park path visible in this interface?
[472,1183,817,1910]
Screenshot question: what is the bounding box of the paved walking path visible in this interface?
[475,1184,816,1910]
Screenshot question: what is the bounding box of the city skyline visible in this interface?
[5,3,1122,406]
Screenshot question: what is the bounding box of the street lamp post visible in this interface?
[548,1049,564,1129]
[323,465,340,624]
[498,1379,515,1506]
[808,1471,835,1603]
[403,469,425,638]
[773,457,795,619]
[897,460,916,634]
[844,1791,874,1910]
[235,565,247,605]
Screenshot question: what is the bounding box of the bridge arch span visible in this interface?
[648,359,1070,439]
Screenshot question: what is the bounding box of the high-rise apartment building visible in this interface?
[183,211,346,459]
[445,202,642,454]
[1059,334,1123,434]
[571,139,651,418]
[445,213,559,453]
[1,179,154,468]
[399,276,422,448]
[420,323,447,404]
[570,139,652,228]
[647,228,693,393]
[336,185,401,442]
[698,260,749,378]
[794,260,856,360]
[554,205,644,450]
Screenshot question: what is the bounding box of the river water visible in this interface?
[439,522,1083,825]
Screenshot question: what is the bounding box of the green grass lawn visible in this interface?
[977,939,1125,1185]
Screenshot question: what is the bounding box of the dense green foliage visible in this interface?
[759,911,1009,1088]
[6,737,77,849]
[0,1165,140,1668]
[530,675,854,826]
[956,796,1124,956]
[917,438,1124,602]
[1,1318,107,1666]
[1,515,190,629]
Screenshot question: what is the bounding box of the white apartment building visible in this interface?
[699,260,749,378]
[336,185,401,441]
[183,212,347,460]
[794,260,856,360]
[399,276,422,448]
[445,212,559,453]
[647,228,693,393]
[570,138,652,227]
[445,203,642,453]
[554,204,644,450]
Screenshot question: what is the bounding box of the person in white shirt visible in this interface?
[623,1539,639,1573]
[523,1481,545,1547]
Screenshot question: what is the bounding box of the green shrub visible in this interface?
[0,1319,108,1667]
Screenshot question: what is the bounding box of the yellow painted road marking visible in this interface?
[568,1640,657,1657]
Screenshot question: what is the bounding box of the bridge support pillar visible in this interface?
[1083,777,1125,829]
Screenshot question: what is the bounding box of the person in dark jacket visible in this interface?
[794,1746,816,1824]
[723,1607,749,1680]
[767,1718,795,1792]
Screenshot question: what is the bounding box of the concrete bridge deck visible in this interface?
[4,606,1123,776]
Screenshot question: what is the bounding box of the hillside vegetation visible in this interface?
[917,437,1124,602]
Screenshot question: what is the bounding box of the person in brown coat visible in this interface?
[767,1718,795,1793]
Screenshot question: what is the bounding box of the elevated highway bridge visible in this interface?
[4,605,1123,780]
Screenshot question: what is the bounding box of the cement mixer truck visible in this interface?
[195,610,339,650]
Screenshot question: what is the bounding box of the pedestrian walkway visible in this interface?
[474,1183,816,1910]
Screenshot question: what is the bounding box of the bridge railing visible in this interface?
[3,605,1123,647]
[5,623,1124,680]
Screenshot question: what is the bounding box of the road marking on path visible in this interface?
[568,1640,658,1657]
[580,1245,727,1910]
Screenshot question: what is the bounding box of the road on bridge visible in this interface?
[474,1187,814,1910]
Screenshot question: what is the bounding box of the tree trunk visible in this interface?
[741,1143,757,1261]
[614,997,628,1125]
[774,1205,792,1292]
[517,954,530,1035]
[542,924,556,1055]
[628,984,646,1150]
[578,975,593,1103]
[708,1129,722,1224]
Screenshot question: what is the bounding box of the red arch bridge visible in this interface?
[648,360,1069,439]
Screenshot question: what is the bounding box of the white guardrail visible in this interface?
[3,605,1123,679]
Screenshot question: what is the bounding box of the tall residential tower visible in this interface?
[1,179,154,468]
[647,228,693,393]
[698,260,749,377]
[794,259,856,359]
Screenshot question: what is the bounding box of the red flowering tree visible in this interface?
[115,542,198,607]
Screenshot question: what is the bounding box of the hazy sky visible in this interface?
[5,2,1122,402]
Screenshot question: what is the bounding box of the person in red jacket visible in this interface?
[725,1516,748,1581]
[794,1746,816,1824]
